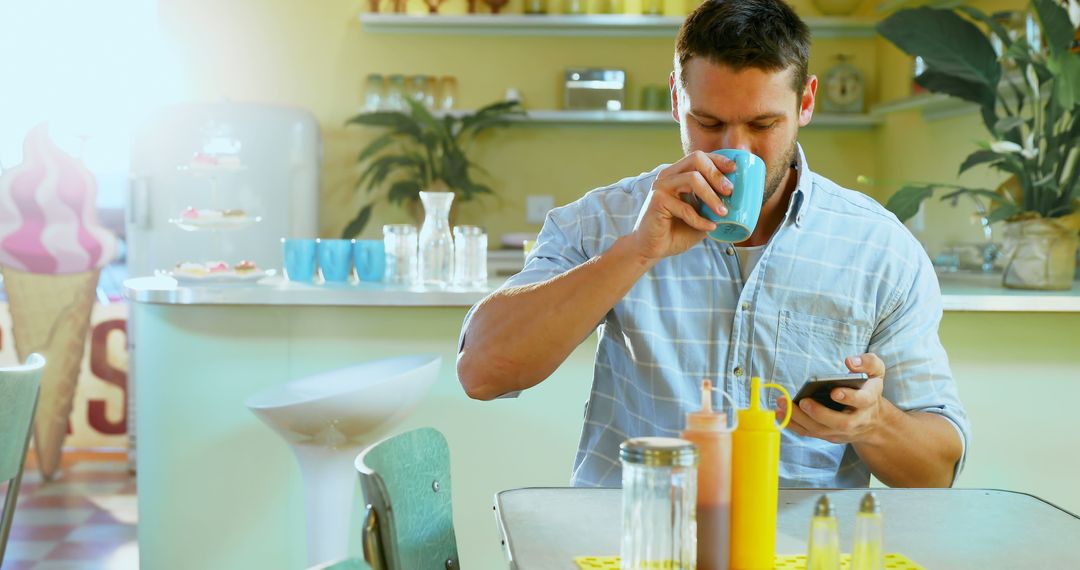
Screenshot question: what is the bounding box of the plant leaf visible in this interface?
[877,7,1001,89]
[885,185,934,222]
[956,6,1013,51]
[355,132,396,166]
[386,179,423,206]
[958,149,1004,175]
[1032,0,1074,60]
[986,204,1022,223]
[914,70,998,130]
[1050,54,1080,111]
[341,204,374,238]
[938,188,1012,204]
[993,116,1025,136]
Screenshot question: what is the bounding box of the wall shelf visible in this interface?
[430,109,880,129]
[359,14,878,39]
[871,93,978,122]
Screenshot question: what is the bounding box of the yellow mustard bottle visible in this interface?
[729,376,792,570]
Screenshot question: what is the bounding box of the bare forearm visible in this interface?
[854,402,963,488]
[458,235,655,400]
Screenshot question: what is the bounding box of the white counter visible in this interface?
[124,272,1080,312]
[124,275,496,306]
[935,271,1080,312]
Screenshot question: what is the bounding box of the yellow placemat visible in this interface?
[575,552,925,569]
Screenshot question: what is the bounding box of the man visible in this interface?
[457,0,969,489]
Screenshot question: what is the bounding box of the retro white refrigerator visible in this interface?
[125,102,321,470]
[127,101,321,277]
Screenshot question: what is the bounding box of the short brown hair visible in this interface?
[675,0,811,94]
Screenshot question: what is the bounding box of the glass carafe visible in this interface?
[418,190,455,288]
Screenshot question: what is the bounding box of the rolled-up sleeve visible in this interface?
[868,249,971,480]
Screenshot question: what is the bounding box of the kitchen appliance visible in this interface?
[125,102,321,471]
[127,102,321,278]
[564,68,626,111]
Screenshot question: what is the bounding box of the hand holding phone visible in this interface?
[792,373,869,411]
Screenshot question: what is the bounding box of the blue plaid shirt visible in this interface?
[471,145,970,488]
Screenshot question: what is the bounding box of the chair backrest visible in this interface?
[356,427,459,570]
[0,353,46,566]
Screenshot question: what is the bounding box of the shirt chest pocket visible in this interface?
[769,310,872,399]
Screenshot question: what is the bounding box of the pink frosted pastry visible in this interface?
[206,261,230,273]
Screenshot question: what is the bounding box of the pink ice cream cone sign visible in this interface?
[0,123,118,479]
[0,123,117,274]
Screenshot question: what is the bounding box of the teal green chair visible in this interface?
[0,353,45,566]
[356,427,460,570]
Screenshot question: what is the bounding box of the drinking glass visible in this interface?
[383,224,418,285]
[453,225,487,289]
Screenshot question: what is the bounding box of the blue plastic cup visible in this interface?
[699,149,767,243]
[317,239,354,283]
[354,239,386,282]
[281,238,317,283]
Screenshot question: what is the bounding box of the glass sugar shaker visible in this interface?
[620,437,698,570]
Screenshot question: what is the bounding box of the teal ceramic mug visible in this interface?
[317,239,354,283]
[354,239,386,282]
[699,149,766,243]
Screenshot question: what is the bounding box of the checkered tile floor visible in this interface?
[2,454,137,569]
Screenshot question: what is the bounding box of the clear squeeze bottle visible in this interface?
[680,379,736,570]
[729,376,792,570]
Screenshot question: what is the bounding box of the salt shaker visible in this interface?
[620,437,698,570]
[851,492,884,570]
[806,494,840,570]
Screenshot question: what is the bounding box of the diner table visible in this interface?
[494,487,1080,569]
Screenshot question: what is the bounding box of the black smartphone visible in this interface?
[792,373,869,411]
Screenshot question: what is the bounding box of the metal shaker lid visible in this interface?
[619,437,698,467]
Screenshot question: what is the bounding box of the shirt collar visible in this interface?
[784,143,813,228]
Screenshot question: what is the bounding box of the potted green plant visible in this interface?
[876,0,1080,289]
[343,98,525,238]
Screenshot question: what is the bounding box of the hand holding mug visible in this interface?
[698,149,766,243]
[631,150,736,262]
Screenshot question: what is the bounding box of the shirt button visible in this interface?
[726,247,735,256]
[741,302,750,311]
[734,366,744,377]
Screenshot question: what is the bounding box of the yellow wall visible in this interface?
[161,0,888,241]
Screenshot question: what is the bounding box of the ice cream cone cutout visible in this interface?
[0,124,118,479]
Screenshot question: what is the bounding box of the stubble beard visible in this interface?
[761,137,798,205]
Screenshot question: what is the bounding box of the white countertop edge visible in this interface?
[941,294,1080,312]
[124,276,495,307]
[124,275,1080,312]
